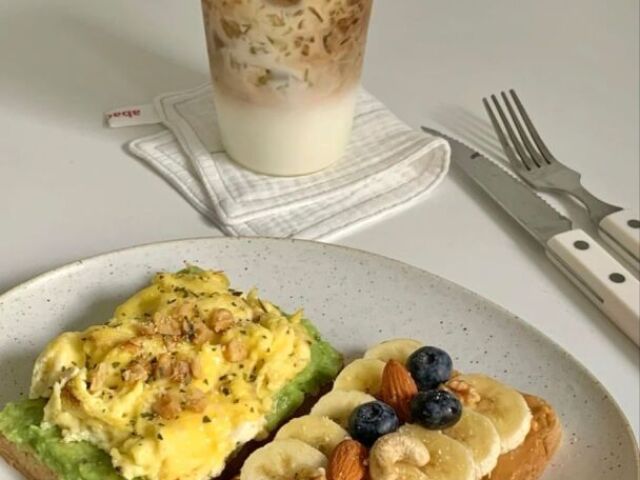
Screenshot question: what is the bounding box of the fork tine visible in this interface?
[489,94,534,170]
[509,90,556,164]
[501,91,545,168]
[482,98,527,170]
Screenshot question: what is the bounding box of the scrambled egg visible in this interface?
[30,269,313,480]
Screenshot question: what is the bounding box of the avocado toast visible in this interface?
[0,267,342,480]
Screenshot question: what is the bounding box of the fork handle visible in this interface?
[599,210,640,272]
[546,229,640,346]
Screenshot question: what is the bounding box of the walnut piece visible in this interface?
[170,360,192,384]
[224,338,248,362]
[137,322,156,336]
[155,353,173,379]
[209,308,236,333]
[192,320,214,346]
[184,388,208,413]
[446,379,481,407]
[152,392,182,420]
[121,338,143,354]
[122,360,149,383]
[154,312,182,336]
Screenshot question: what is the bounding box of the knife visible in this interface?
[423,126,640,346]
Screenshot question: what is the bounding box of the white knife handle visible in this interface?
[546,229,640,346]
[599,210,640,272]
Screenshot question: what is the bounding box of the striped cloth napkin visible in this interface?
[117,84,450,240]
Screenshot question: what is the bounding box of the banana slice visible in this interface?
[455,374,532,454]
[240,439,327,480]
[400,424,477,480]
[275,415,349,457]
[333,358,386,395]
[310,390,376,428]
[364,338,423,364]
[443,408,501,477]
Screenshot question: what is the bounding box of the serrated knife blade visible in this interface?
[423,126,639,346]
[421,126,571,245]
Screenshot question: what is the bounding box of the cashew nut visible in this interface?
[369,433,430,480]
[294,467,326,480]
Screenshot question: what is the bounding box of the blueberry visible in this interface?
[410,390,462,429]
[407,346,453,390]
[348,401,400,446]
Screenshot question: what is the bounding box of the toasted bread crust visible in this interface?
[0,434,58,480]
[484,393,563,480]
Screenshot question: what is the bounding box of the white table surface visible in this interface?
[0,0,638,438]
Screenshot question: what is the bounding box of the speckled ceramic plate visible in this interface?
[0,238,638,479]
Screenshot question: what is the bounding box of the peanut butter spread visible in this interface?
[485,394,563,480]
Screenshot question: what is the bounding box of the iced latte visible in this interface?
[202,0,373,175]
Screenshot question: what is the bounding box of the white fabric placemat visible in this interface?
[124,84,450,240]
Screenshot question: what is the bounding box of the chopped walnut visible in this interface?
[192,320,214,346]
[209,308,236,333]
[88,363,108,393]
[152,392,182,420]
[170,360,192,384]
[122,360,149,383]
[155,353,173,378]
[121,338,143,354]
[184,388,208,413]
[181,319,193,337]
[446,379,481,407]
[162,335,179,351]
[224,338,248,362]
[138,322,156,336]
[154,312,182,336]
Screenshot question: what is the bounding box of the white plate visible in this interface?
[0,238,638,479]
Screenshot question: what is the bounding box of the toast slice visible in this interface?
[236,346,563,480]
[0,267,343,480]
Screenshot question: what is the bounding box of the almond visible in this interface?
[327,439,368,480]
[380,359,418,422]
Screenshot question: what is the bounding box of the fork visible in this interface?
[483,90,640,272]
